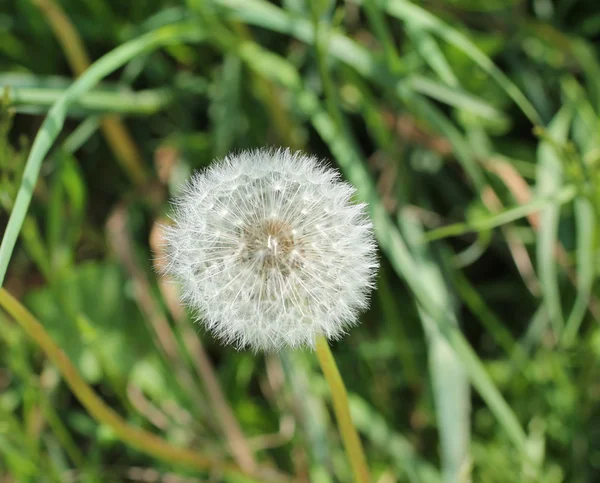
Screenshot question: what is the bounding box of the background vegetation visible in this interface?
[1,0,600,481]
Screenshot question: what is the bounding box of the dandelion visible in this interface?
[162,148,378,352]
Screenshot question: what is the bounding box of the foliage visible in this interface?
[1,0,599,481]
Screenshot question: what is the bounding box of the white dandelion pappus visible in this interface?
[162,148,378,351]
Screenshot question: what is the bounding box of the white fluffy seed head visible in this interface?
[161,148,378,352]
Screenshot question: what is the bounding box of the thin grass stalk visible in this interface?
[0,22,205,287]
[33,0,149,185]
[0,288,242,476]
[0,288,296,482]
[149,221,257,472]
[315,336,371,483]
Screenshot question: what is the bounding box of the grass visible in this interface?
[1,0,600,481]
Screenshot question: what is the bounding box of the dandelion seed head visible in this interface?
[162,148,378,351]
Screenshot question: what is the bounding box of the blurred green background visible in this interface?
[1,0,600,481]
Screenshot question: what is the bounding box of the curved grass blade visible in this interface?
[216,0,502,194]
[536,107,573,337]
[407,75,504,120]
[0,23,205,287]
[215,0,504,122]
[340,33,472,478]
[296,86,528,454]
[562,196,596,345]
[406,26,458,86]
[425,185,577,241]
[3,86,174,116]
[232,39,529,453]
[402,219,471,483]
[362,0,541,125]
[350,395,441,482]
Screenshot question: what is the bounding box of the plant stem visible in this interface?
[315,336,370,483]
[0,288,291,482]
[0,22,205,287]
[33,0,149,185]
[4,86,173,116]
[149,221,257,473]
[425,184,578,242]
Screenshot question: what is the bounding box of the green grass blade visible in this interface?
[216,0,505,194]
[236,36,528,454]
[535,107,573,337]
[563,197,596,344]
[425,185,578,241]
[452,268,518,357]
[401,93,486,189]
[3,86,174,116]
[350,395,441,482]
[0,23,204,287]
[422,312,470,483]
[407,74,504,120]
[361,0,404,73]
[216,0,505,121]
[363,0,541,124]
[406,26,458,86]
[297,86,528,453]
[402,218,470,483]
[345,26,472,475]
[217,0,380,77]
[377,266,421,387]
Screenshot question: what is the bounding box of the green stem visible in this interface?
[0,288,291,482]
[425,185,578,242]
[315,336,371,483]
[3,86,173,116]
[0,22,204,287]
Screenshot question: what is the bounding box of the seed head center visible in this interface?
[242,218,298,272]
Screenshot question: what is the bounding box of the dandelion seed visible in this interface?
[161,148,378,351]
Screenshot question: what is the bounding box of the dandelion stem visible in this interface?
[315,335,371,483]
